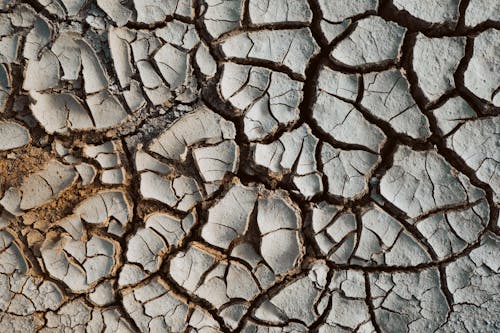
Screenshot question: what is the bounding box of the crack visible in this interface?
[1,1,498,331]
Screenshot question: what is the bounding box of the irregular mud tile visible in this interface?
[311,206,357,263]
[30,91,93,134]
[40,233,90,292]
[318,0,378,42]
[464,0,500,27]
[311,201,432,266]
[22,15,52,60]
[91,154,119,170]
[135,149,171,174]
[249,0,312,24]
[84,141,118,164]
[413,34,466,103]
[175,0,193,18]
[137,61,172,106]
[75,163,97,186]
[133,0,176,24]
[230,242,262,266]
[42,300,92,332]
[108,27,135,89]
[317,65,359,101]
[83,236,118,284]
[220,63,303,141]
[393,0,460,24]
[122,277,191,332]
[202,0,242,38]
[292,173,323,199]
[97,0,133,26]
[123,79,147,111]
[172,175,203,211]
[0,230,27,274]
[0,33,20,63]
[464,29,500,106]
[149,106,236,161]
[369,268,449,332]
[254,262,329,327]
[0,188,22,216]
[63,154,80,164]
[415,199,489,258]
[354,205,432,266]
[61,0,86,16]
[220,303,249,330]
[196,42,217,77]
[126,211,194,275]
[321,143,379,199]
[139,171,177,207]
[313,92,386,152]
[118,263,147,287]
[101,168,126,185]
[0,121,30,150]
[361,69,431,139]
[86,90,128,129]
[22,49,60,91]
[0,64,11,112]
[127,227,166,273]
[189,311,223,333]
[319,0,378,22]
[446,117,500,202]
[241,321,309,332]
[431,96,477,136]
[0,14,14,36]
[330,16,406,67]
[87,308,136,333]
[194,260,260,307]
[0,211,11,229]
[41,228,119,291]
[169,243,216,293]
[18,277,64,312]
[155,20,199,49]
[380,145,485,218]
[51,31,82,81]
[131,31,162,61]
[6,292,36,317]
[257,190,303,275]
[153,22,200,100]
[320,22,350,44]
[77,39,109,94]
[201,182,258,248]
[57,214,84,240]
[441,232,499,332]
[0,314,42,332]
[221,28,319,76]
[83,141,127,185]
[193,140,239,183]
[19,160,77,210]
[233,247,277,290]
[154,43,189,91]
[131,30,171,105]
[74,190,132,233]
[253,124,323,197]
[146,211,195,245]
[53,141,70,157]
[318,270,372,332]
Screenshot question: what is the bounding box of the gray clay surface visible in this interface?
[0,0,498,332]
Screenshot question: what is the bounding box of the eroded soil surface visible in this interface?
[0,0,498,332]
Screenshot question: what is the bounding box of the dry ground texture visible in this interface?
[0,0,498,332]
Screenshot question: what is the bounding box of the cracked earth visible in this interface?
[0,0,498,332]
